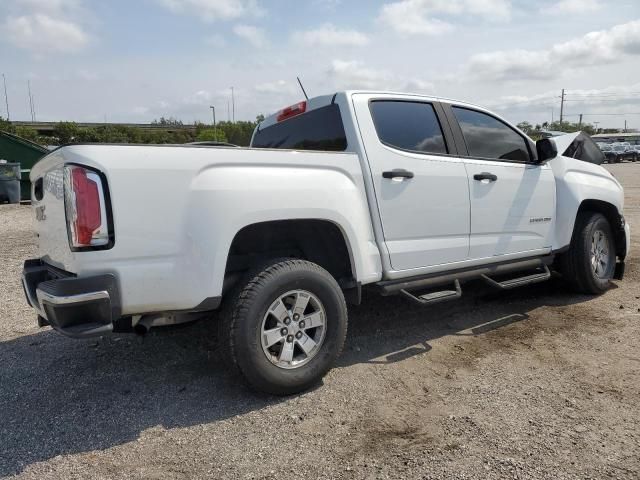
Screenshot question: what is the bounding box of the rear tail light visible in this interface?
[276,101,307,122]
[63,165,110,248]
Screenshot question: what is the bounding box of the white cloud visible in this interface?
[233,24,266,47]
[13,0,82,12]
[328,59,391,89]
[401,78,435,94]
[327,59,434,93]
[254,80,297,94]
[156,0,259,22]
[5,13,89,53]
[543,0,601,14]
[204,33,226,47]
[467,20,640,81]
[378,0,511,36]
[292,24,369,47]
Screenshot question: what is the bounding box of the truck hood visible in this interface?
[552,131,605,165]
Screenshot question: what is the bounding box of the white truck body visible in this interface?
[23,91,630,392]
[29,91,629,316]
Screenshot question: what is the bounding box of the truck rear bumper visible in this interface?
[22,259,120,338]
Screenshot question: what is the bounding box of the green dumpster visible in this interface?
[0,162,21,204]
[0,131,49,201]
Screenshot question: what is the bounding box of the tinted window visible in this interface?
[252,104,347,151]
[452,107,530,162]
[370,101,447,155]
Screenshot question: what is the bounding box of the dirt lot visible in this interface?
[1,164,639,479]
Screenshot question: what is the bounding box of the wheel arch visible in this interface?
[223,218,362,303]
[574,200,627,259]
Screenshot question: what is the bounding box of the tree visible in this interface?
[517,121,533,135]
[53,122,80,145]
[0,116,14,133]
[152,117,184,126]
[196,129,228,142]
[14,126,40,142]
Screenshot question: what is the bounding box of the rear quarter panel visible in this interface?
[32,145,381,315]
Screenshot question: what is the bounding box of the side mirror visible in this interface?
[536,138,558,163]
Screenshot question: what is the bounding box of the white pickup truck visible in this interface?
[23,91,630,394]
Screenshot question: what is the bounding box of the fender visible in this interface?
[184,161,383,301]
[550,156,625,251]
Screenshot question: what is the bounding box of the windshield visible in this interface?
[601,145,612,151]
[613,145,625,151]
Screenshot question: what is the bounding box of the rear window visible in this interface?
[369,100,448,155]
[252,104,347,151]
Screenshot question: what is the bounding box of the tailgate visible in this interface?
[31,158,75,272]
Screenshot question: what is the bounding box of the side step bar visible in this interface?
[377,256,553,296]
[481,265,551,290]
[401,280,462,306]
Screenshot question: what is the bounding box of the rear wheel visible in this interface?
[220,259,348,395]
[560,212,616,294]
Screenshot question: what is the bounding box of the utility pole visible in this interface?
[227,100,230,122]
[230,86,235,123]
[578,114,583,129]
[209,105,216,139]
[2,73,9,120]
[559,88,565,124]
[624,119,627,132]
[27,80,35,122]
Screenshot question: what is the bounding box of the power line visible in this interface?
[565,92,640,97]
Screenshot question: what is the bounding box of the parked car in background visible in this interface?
[599,144,620,163]
[612,143,637,162]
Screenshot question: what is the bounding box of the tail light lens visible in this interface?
[63,165,110,248]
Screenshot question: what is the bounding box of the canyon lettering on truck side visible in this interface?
[23,91,630,395]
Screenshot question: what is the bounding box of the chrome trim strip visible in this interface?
[35,289,110,320]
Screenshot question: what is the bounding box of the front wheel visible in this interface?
[220,259,348,395]
[559,212,616,294]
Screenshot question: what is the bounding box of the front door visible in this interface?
[448,105,555,259]
[352,94,470,271]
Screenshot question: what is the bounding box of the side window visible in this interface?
[370,101,448,155]
[452,107,530,162]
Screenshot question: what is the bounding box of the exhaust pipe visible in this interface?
[134,315,155,335]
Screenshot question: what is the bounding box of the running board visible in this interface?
[400,280,462,306]
[377,256,553,296]
[481,265,551,290]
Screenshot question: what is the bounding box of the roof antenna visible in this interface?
[297,76,309,100]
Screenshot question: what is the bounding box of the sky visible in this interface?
[1,0,640,129]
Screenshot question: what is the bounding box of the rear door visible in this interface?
[352,94,470,271]
[445,104,555,259]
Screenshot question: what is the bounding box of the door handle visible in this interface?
[473,172,498,182]
[383,169,414,180]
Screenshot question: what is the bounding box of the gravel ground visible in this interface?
[1,163,639,479]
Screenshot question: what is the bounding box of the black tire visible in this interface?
[220,259,348,395]
[559,212,616,294]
